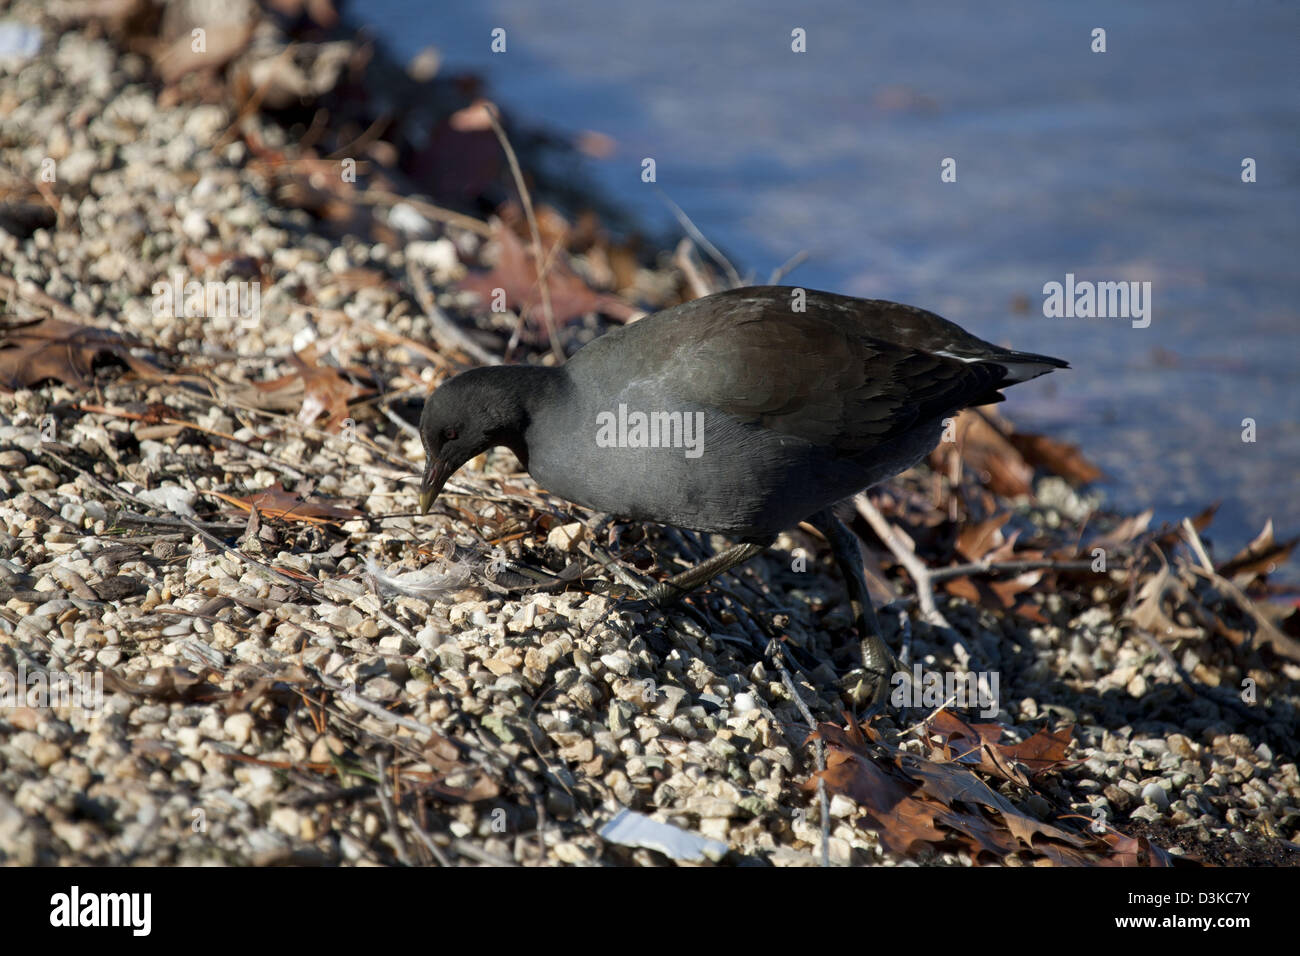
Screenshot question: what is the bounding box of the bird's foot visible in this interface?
[836,664,895,713]
[644,579,691,608]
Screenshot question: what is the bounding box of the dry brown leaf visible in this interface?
[1218,519,1298,583]
[1004,431,1104,485]
[250,343,374,432]
[1090,508,1155,552]
[932,408,1035,497]
[102,666,224,702]
[457,219,638,330]
[956,512,1012,562]
[212,482,362,525]
[1130,565,1201,640]
[154,24,253,85]
[0,317,163,392]
[811,717,1178,866]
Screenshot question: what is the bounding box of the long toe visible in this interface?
[646,579,691,607]
[834,633,899,709]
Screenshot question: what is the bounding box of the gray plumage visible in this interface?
[418,285,1067,539]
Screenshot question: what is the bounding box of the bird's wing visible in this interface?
[663,299,1004,452]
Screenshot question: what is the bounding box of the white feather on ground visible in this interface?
[364,556,473,599]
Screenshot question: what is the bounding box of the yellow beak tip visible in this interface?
[418,490,435,515]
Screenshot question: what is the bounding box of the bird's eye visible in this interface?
[443,426,458,442]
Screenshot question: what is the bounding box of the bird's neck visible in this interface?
[482,363,569,468]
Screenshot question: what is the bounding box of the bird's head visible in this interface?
[417,367,532,514]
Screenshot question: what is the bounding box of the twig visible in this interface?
[769,250,810,284]
[374,752,413,866]
[349,316,457,371]
[895,698,960,741]
[378,401,419,439]
[503,232,567,361]
[214,40,293,148]
[854,493,952,630]
[219,397,416,473]
[34,444,240,534]
[179,512,416,641]
[0,274,104,325]
[357,189,494,237]
[673,239,714,299]
[406,259,500,366]
[409,822,455,868]
[75,402,308,480]
[449,838,518,867]
[1181,517,1216,575]
[928,558,1102,582]
[482,102,565,363]
[655,187,742,289]
[775,661,831,868]
[317,674,431,739]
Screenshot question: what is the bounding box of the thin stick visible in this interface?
[75,402,309,480]
[656,187,742,289]
[854,493,952,630]
[769,250,810,284]
[482,102,565,363]
[374,752,414,866]
[357,189,494,237]
[928,558,1101,582]
[409,822,455,868]
[673,239,714,299]
[1181,517,1216,575]
[776,662,831,868]
[895,698,959,741]
[406,259,500,366]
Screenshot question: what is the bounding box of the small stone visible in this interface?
[653,686,688,718]
[52,820,90,853]
[363,677,401,700]
[699,817,730,841]
[568,681,600,712]
[270,807,300,837]
[546,521,585,552]
[482,714,515,743]
[310,735,344,763]
[181,209,211,242]
[600,651,633,676]
[31,740,62,769]
[224,713,254,746]
[1140,783,1170,812]
[553,841,589,864]
[829,794,856,818]
[485,647,523,676]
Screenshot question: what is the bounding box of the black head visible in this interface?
[417,366,535,514]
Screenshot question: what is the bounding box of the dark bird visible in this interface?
[419,286,1067,701]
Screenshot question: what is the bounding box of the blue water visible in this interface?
[359,0,1300,562]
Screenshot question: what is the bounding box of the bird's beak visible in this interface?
[418,459,450,515]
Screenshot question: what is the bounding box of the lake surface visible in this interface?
[359,0,1299,564]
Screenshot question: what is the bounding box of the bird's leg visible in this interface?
[644,540,770,606]
[807,509,897,708]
